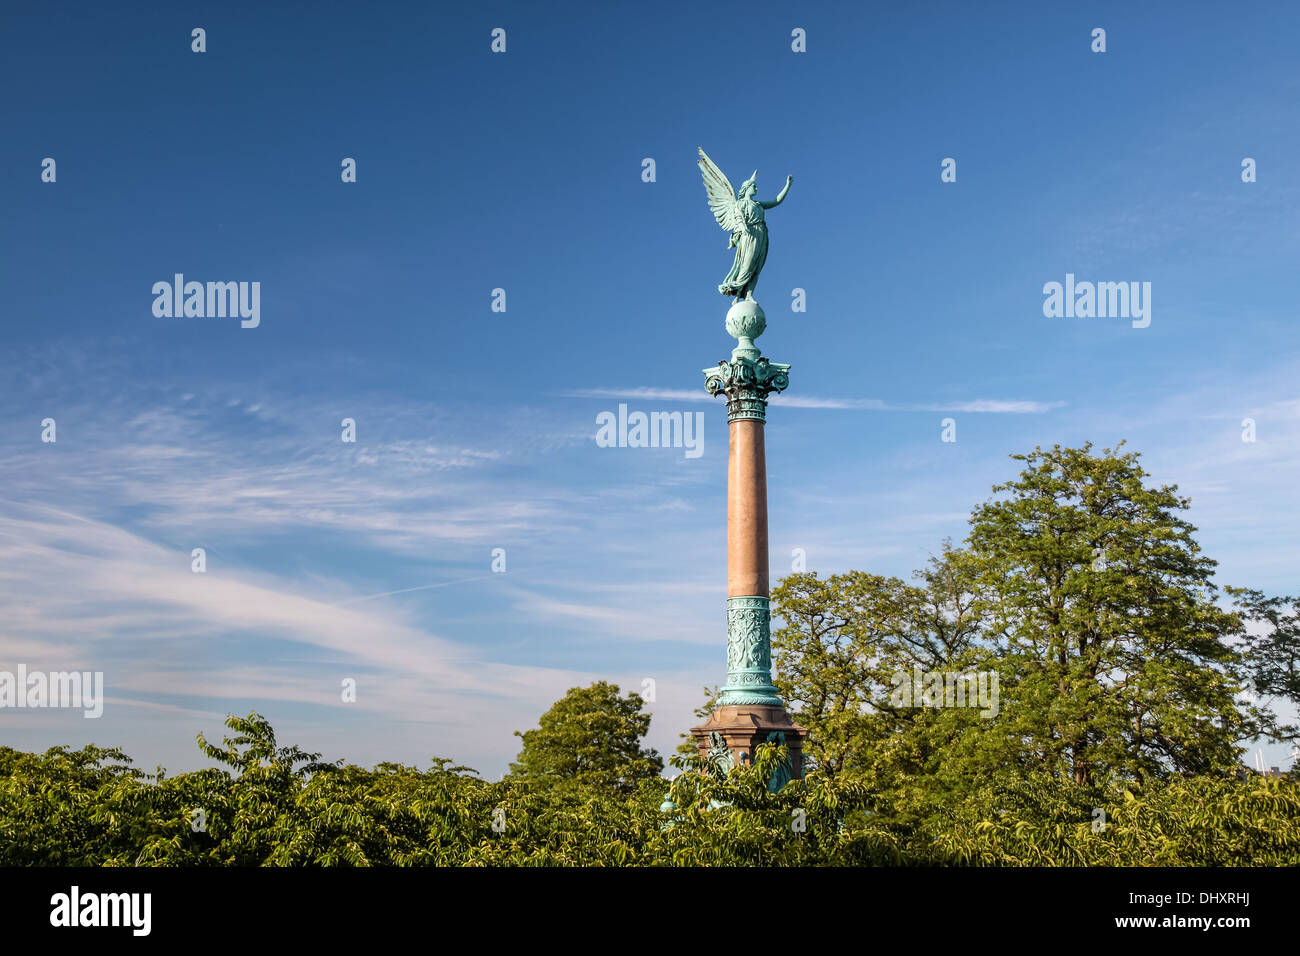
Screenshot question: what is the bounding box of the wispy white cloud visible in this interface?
[0,500,628,773]
[566,387,1064,413]
[0,356,732,773]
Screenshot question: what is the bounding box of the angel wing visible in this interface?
[698,147,743,234]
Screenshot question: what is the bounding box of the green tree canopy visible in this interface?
[964,442,1255,784]
[508,682,662,795]
[6,711,1296,866]
[770,546,990,804]
[1227,586,1300,715]
[771,443,1277,803]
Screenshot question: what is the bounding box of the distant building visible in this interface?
[1235,765,1286,780]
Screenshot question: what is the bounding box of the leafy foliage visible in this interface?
[962,442,1256,784]
[1,719,1296,865]
[507,681,662,795]
[771,443,1291,819]
[1227,586,1300,713]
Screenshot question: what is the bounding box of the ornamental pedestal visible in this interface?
[691,298,806,778]
[692,704,806,779]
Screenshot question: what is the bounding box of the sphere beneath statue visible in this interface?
[725,298,766,343]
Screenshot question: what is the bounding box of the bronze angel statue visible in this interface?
[697,147,792,301]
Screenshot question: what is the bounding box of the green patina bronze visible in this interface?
[703,352,790,422]
[698,148,792,302]
[706,730,737,776]
[717,596,783,706]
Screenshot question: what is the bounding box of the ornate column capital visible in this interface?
[702,355,791,422]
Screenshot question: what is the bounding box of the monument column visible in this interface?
[690,297,806,779]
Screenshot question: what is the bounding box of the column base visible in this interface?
[690,703,807,779]
[717,685,783,707]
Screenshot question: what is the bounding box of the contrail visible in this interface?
[333,575,494,606]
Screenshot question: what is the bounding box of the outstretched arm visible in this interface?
[761,175,793,209]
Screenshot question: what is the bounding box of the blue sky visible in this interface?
[2,1,1298,776]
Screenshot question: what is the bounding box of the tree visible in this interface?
[3,710,1298,865]
[770,570,914,778]
[1226,587,1300,725]
[963,442,1254,784]
[508,682,662,795]
[769,543,985,779]
[771,443,1277,808]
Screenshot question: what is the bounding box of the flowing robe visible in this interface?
[719,198,768,299]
